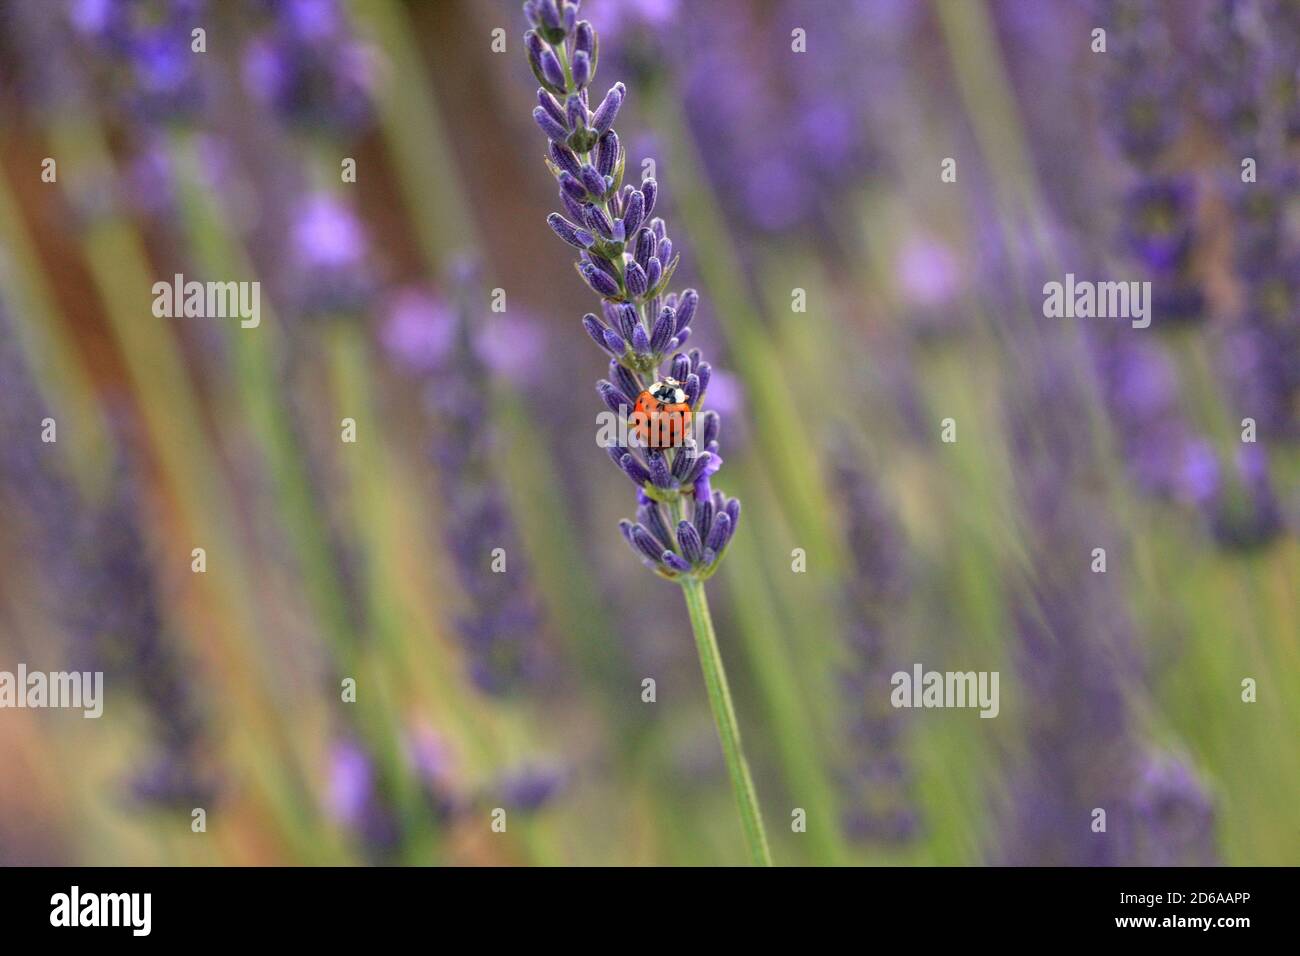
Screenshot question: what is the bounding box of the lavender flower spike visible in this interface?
[521,1,770,865]
[523,4,737,581]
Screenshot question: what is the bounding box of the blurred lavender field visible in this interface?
[0,0,1295,866]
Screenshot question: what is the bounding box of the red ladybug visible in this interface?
[632,378,693,448]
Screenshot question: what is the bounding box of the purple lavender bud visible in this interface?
[559,195,585,232]
[631,524,667,563]
[579,165,607,199]
[694,498,714,540]
[684,451,714,485]
[677,521,705,565]
[645,257,662,292]
[597,380,633,414]
[639,501,675,550]
[724,497,741,534]
[538,89,566,128]
[631,323,651,354]
[663,551,693,574]
[539,50,566,91]
[591,83,625,134]
[622,190,646,236]
[625,260,648,297]
[606,303,632,339]
[658,238,674,265]
[583,253,622,290]
[634,228,656,269]
[585,251,620,280]
[575,19,594,56]
[641,178,658,216]
[525,32,550,82]
[670,352,691,381]
[675,289,698,331]
[582,313,609,349]
[571,50,591,89]
[612,362,640,401]
[648,451,673,489]
[550,142,582,178]
[601,326,626,353]
[583,203,614,238]
[546,213,588,249]
[596,131,620,178]
[565,94,587,131]
[671,444,698,479]
[538,0,562,31]
[671,327,692,349]
[651,309,676,353]
[684,373,701,406]
[618,452,651,486]
[559,172,588,203]
[695,362,711,395]
[650,217,666,241]
[700,410,720,449]
[534,105,568,142]
[705,511,732,552]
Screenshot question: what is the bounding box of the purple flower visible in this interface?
[327,738,400,853]
[831,452,918,845]
[2,303,214,812]
[0,302,82,572]
[242,0,377,136]
[523,1,740,581]
[1219,158,1300,444]
[1091,332,1208,500]
[1127,752,1219,866]
[473,312,548,383]
[290,193,374,317]
[386,279,550,696]
[669,0,900,237]
[1203,445,1285,551]
[82,447,218,812]
[69,0,209,121]
[998,337,1217,864]
[495,762,566,813]
[381,289,456,373]
[1119,176,1203,324]
[405,723,461,815]
[897,236,962,309]
[1095,2,1206,326]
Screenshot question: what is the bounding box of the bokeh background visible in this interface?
[0,0,1296,866]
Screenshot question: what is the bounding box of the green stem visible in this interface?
[677,574,773,866]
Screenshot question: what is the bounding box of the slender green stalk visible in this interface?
[677,575,773,867]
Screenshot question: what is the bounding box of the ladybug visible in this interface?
[632,377,693,448]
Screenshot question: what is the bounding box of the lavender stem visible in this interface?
[678,573,773,867]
